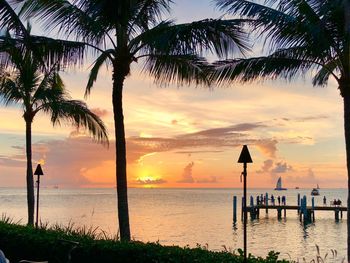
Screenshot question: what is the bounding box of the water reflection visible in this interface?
[0,188,346,261]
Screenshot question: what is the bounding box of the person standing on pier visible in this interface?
[271,195,275,205]
[282,196,286,205]
[323,196,327,206]
[278,196,281,205]
[256,196,260,206]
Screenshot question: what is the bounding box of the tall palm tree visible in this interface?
[0,35,108,226]
[214,0,350,258]
[0,0,104,226]
[18,0,249,241]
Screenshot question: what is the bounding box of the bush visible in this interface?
[0,221,288,263]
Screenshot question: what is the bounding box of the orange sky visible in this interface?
[0,0,347,189]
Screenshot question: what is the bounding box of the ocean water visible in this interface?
[0,188,347,261]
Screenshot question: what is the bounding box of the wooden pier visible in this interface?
[233,194,347,224]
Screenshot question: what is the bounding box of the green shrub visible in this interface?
[0,221,288,263]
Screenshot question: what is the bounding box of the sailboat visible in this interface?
[274,177,287,190]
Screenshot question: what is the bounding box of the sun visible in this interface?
[135,168,164,188]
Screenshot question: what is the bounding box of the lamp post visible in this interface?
[237,145,253,263]
[34,164,44,228]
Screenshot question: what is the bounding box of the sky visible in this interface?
[0,0,347,189]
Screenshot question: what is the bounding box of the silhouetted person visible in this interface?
[323,196,326,205]
[337,199,342,206]
[271,195,275,205]
[256,196,260,205]
[281,196,285,205]
[278,196,281,205]
[260,194,264,204]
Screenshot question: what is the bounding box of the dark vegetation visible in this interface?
[0,220,287,263]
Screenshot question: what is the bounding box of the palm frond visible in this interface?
[32,65,65,106]
[0,74,24,106]
[27,35,87,68]
[41,99,109,145]
[18,0,107,44]
[0,32,87,69]
[133,18,249,59]
[130,0,172,32]
[312,58,341,86]
[212,52,316,85]
[86,49,114,97]
[215,0,338,55]
[0,0,27,35]
[144,53,212,86]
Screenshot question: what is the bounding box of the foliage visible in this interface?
[0,221,289,263]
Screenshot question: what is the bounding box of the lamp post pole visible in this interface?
[243,162,247,261]
[34,164,44,228]
[238,145,253,263]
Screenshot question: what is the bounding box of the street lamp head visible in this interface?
[34,164,44,176]
[237,145,253,163]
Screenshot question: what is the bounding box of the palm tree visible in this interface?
[18,0,249,241]
[214,0,350,258]
[0,35,108,226]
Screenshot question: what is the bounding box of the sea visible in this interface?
[0,188,347,262]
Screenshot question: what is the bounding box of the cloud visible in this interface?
[136,178,167,185]
[271,162,293,173]
[256,159,293,174]
[128,122,277,158]
[256,159,274,174]
[197,176,218,184]
[0,121,280,187]
[255,140,278,158]
[287,168,317,185]
[91,108,109,118]
[177,162,195,183]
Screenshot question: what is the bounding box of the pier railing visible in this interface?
[232,193,347,224]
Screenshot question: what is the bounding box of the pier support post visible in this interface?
[297,193,300,214]
[284,208,286,218]
[277,208,282,220]
[305,210,312,224]
[265,193,269,214]
[335,210,339,221]
[233,196,237,223]
[311,197,315,222]
[241,197,244,221]
[299,197,303,222]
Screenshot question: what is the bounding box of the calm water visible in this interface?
[0,188,347,261]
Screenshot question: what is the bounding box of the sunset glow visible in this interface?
[0,0,347,190]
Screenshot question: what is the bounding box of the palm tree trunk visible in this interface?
[112,67,131,242]
[343,1,350,260]
[25,119,35,225]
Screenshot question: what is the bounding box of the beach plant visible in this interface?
[16,0,250,241]
[0,220,290,263]
[214,0,350,259]
[0,30,108,226]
